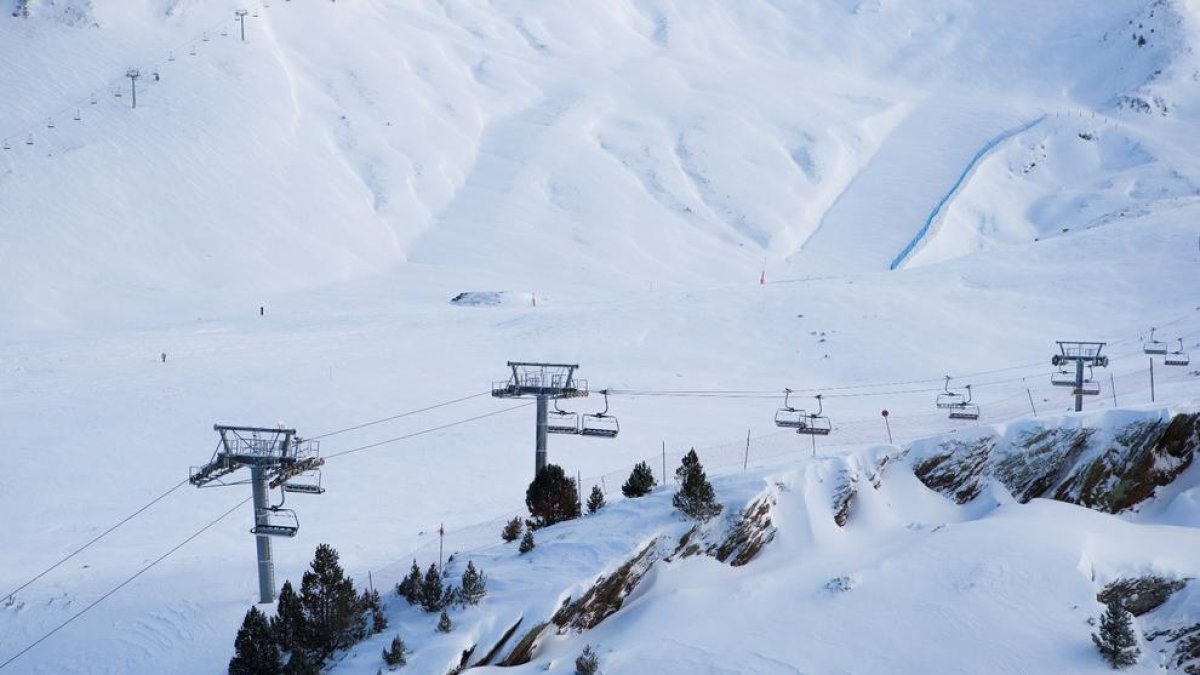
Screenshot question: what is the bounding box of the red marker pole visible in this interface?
[881,409,893,445]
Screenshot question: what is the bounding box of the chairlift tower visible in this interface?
[235,9,249,42]
[1051,341,1109,413]
[492,361,601,476]
[125,69,140,109]
[189,425,325,603]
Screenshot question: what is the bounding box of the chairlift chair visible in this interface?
[25,134,33,146]
[252,507,298,537]
[1051,369,1075,387]
[2,140,9,150]
[1143,328,1168,355]
[580,390,619,438]
[46,117,54,129]
[774,388,806,427]
[936,376,966,409]
[1164,339,1190,367]
[283,469,325,495]
[547,399,580,435]
[796,394,832,436]
[73,110,81,121]
[1074,368,1100,396]
[947,385,980,420]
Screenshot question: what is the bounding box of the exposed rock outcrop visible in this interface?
[552,540,658,632]
[1098,576,1188,617]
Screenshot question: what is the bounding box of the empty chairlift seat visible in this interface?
[1051,369,1076,387]
[775,389,806,427]
[252,508,298,538]
[283,470,325,495]
[795,394,832,436]
[1143,328,1169,355]
[1165,339,1190,367]
[948,404,980,420]
[579,390,619,438]
[547,409,581,435]
[1074,381,1101,396]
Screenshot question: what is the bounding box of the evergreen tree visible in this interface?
[281,649,318,675]
[672,449,722,520]
[574,644,600,675]
[525,463,580,528]
[621,461,656,498]
[436,609,453,633]
[1092,599,1140,668]
[420,564,445,613]
[271,580,305,652]
[586,485,606,514]
[381,635,408,668]
[518,530,536,554]
[395,560,422,605]
[501,517,523,542]
[459,561,487,605]
[361,587,387,635]
[299,543,368,660]
[229,606,282,675]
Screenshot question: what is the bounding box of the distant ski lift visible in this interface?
[1164,339,1190,367]
[795,394,832,436]
[1051,369,1075,387]
[2,139,9,150]
[283,470,325,495]
[947,385,980,420]
[46,117,54,129]
[168,51,176,62]
[25,134,33,146]
[1143,327,1168,355]
[936,376,966,409]
[190,46,197,56]
[774,388,806,428]
[1074,368,1100,396]
[202,32,210,42]
[547,399,580,435]
[73,110,81,121]
[579,390,619,438]
[252,507,298,537]
[89,93,98,105]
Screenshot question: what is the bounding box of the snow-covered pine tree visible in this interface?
[229,606,282,675]
[672,449,722,520]
[1092,598,1140,668]
[437,609,453,633]
[395,560,422,605]
[501,516,523,542]
[381,635,408,668]
[361,587,387,635]
[420,564,444,612]
[519,529,536,554]
[281,649,318,675]
[587,485,606,514]
[621,461,656,498]
[271,580,305,652]
[525,463,580,528]
[574,644,600,675]
[299,543,368,660]
[459,561,487,605]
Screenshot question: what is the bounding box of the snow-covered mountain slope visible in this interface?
[319,407,1200,675]
[1,0,1199,673]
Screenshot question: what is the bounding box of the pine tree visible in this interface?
[518,529,535,554]
[299,543,368,660]
[420,564,444,613]
[395,560,422,605]
[381,635,408,668]
[672,449,722,520]
[436,609,453,633]
[271,580,305,652]
[525,463,580,528]
[622,461,656,498]
[575,644,600,675]
[501,517,523,542]
[361,587,387,635]
[229,606,282,675]
[281,648,318,675]
[586,485,606,514]
[459,561,487,605]
[1092,598,1140,668]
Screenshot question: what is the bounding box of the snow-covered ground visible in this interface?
[1,0,1199,672]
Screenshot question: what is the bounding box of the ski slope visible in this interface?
[1,0,1199,673]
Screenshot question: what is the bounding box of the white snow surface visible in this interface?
[1,0,1199,672]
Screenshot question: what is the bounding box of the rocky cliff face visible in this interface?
[910,410,1200,512]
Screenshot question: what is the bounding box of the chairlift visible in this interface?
[168,51,175,62]
[252,507,298,537]
[936,375,966,409]
[947,385,980,420]
[547,399,580,435]
[774,388,806,428]
[46,117,54,129]
[283,469,325,495]
[2,140,9,150]
[1164,338,1190,367]
[580,390,619,438]
[202,32,210,42]
[89,93,98,105]
[1051,369,1075,387]
[25,134,33,146]
[190,46,197,56]
[1143,327,1168,355]
[795,394,832,436]
[73,110,81,121]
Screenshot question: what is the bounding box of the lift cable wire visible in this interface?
[0,496,250,672]
[324,402,534,461]
[1,478,189,604]
[307,391,490,440]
